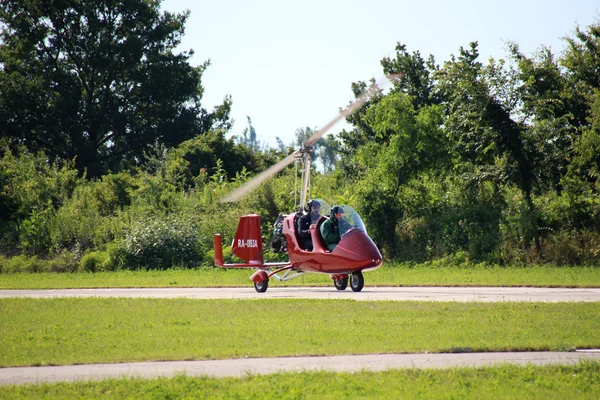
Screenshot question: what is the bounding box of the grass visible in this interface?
[1,298,599,367]
[0,263,599,289]
[1,363,599,399]
[2,264,598,395]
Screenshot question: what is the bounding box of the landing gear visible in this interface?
[334,276,348,290]
[350,272,364,292]
[254,279,268,293]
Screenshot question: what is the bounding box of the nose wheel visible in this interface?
[350,272,364,292]
[254,280,268,293]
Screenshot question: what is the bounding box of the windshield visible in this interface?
[309,201,367,237]
[335,204,367,237]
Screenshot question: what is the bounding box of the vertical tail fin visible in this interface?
[231,214,264,264]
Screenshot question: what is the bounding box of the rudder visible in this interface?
[232,214,264,264]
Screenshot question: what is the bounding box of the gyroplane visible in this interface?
[213,82,388,292]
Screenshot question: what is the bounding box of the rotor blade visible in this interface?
[304,74,399,147]
[220,75,397,203]
[220,150,300,202]
[304,89,371,147]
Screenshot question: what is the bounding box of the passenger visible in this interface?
[297,199,321,251]
[320,205,344,251]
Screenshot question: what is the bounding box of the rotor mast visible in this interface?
[298,145,312,212]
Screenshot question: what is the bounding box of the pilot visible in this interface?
[320,205,344,251]
[297,199,321,251]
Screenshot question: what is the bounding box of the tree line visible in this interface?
[1,1,599,270]
[340,26,600,263]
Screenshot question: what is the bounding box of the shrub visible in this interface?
[106,243,126,271]
[49,174,140,255]
[119,214,202,270]
[47,251,78,273]
[50,196,114,255]
[0,146,79,220]
[542,230,600,266]
[0,254,47,273]
[18,207,55,255]
[79,251,111,272]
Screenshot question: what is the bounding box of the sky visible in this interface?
[161,0,599,149]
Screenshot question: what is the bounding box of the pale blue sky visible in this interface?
[161,0,599,148]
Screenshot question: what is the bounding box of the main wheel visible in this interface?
[334,277,348,291]
[350,272,364,292]
[254,279,268,293]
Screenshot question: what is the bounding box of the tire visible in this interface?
[350,271,364,292]
[334,277,348,291]
[254,279,268,293]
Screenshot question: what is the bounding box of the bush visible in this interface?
[49,174,140,255]
[47,251,78,273]
[0,252,79,273]
[0,254,46,273]
[50,196,113,255]
[119,214,202,270]
[542,230,600,266]
[79,251,111,272]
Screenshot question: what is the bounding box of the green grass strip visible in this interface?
[1,298,599,367]
[1,264,600,289]
[2,363,599,399]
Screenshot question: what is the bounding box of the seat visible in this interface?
[314,216,329,251]
[294,213,306,250]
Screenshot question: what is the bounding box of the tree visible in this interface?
[0,0,231,178]
[380,42,440,109]
[561,21,600,194]
[319,133,340,173]
[508,43,578,194]
[150,129,281,190]
[337,79,386,178]
[436,42,541,253]
[352,92,447,257]
[235,116,261,151]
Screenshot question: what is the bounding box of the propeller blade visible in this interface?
[220,75,396,203]
[220,150,299,202]
[304,86,375,147]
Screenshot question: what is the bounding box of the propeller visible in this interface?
[220,75,398,203]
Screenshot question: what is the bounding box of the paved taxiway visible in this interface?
[2,286,600,302]
[2,351,600,385]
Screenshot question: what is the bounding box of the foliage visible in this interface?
[2,19,600,268]
[234,116,263,151]
[0,146,80,254]
[49,173,138,255]
[0,147,80,220]
[118,214,202,270]
[0,252,78,273]
[79,250,112,273]
[349,92,448,257]
[0,0,231,177]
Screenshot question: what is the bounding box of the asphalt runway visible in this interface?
[2,286,600,302]
[2,351,600,385]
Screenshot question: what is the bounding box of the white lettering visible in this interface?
[237,239,258,248]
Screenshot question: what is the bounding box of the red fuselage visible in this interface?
[282,214,383,274]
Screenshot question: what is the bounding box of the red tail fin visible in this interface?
[232,214,264,264]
